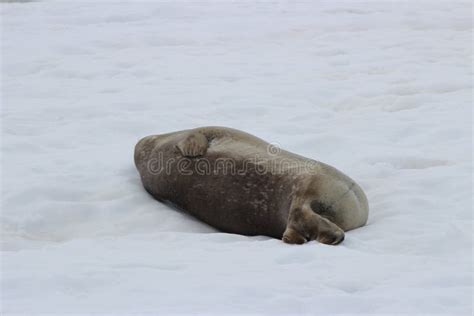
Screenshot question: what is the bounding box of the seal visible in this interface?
[134,126,369,245]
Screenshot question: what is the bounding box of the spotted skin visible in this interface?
[134,126,369,245]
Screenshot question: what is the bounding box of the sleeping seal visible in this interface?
[134,126,368,245]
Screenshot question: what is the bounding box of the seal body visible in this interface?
[134,127,369,245]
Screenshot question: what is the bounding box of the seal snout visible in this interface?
[134,135,157,169]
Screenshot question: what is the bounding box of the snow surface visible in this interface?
[1,1,472,315]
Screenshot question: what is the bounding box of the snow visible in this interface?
[1,0,472,315]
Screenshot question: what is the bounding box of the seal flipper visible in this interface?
[282,227,307,244]
[284,203,345,245]
[176,131,209,158]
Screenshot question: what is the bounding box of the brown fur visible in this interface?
[134,126,369,245]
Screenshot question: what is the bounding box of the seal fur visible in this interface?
[134,126,369,245]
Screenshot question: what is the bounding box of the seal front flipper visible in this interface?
[176,131,209,157]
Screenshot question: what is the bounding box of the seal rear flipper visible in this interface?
[286,203,345,245]
[282,227,307,244]
[176,131,209,157]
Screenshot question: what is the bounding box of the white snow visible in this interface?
[1,1,472,315]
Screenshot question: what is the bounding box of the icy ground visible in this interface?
[1,1,472,315]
